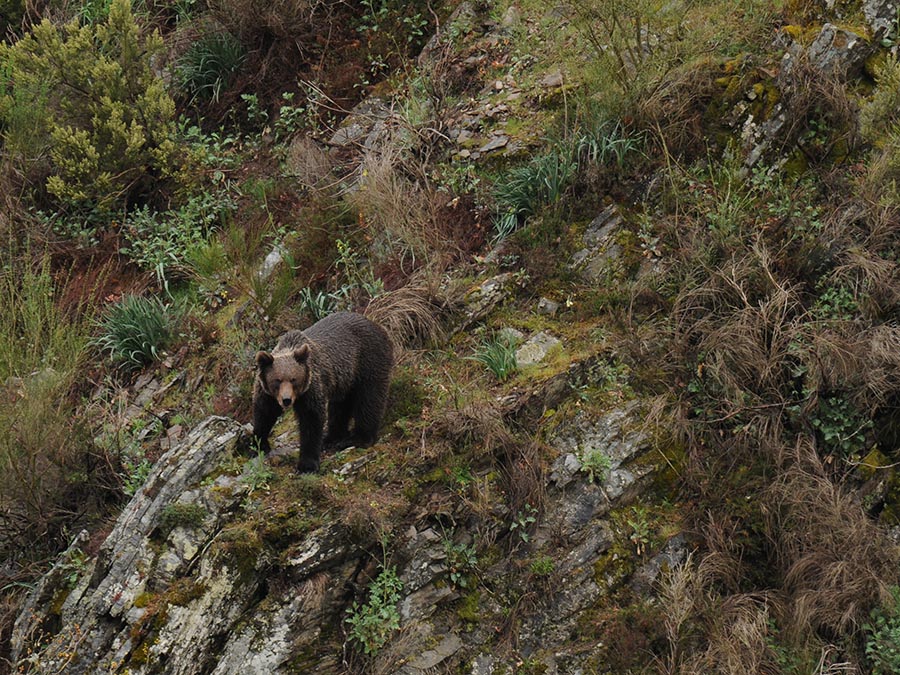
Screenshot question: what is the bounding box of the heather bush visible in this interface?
[0,0,183,216]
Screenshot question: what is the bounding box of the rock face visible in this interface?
[12,391,678,673]
[11,417,358,674]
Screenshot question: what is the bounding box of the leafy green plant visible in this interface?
[0,0,183,215]
[345,562,403,656]
[626,506,653,555]
[811,393,873,458]
[865,586,900,675]
[335,238,384,301]
[78,0,111,24]
[298,287,337,322]
[529,555,555,576]
[241,450,273,503]
[443,537,478,588]
[470,333,519,382]
[121,456,152,496]
[355,0,430,85]
[121,189,238,277]
[813,284,858,321]
[577,445,612,484]
[510,504,538,543]
[94,295,177,371]
[175,29,246,104]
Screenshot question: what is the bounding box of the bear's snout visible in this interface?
[276,382,295,409]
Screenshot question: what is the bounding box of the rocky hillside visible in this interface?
[5,0,900,673]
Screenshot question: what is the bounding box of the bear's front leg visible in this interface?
[251,392,282,455]
[296,408,325,473]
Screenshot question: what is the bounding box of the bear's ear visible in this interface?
[292,344,310,363]
[256,351,274,369]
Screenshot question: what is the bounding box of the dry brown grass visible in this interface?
[769,441,898,637]
[364,276,449,351]
[338,486,409,545]
[775,53,859,164]
[348,141,461,275]
[656,553,784,675]
[637,58,723,160]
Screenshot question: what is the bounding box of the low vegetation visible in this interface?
[2,0,900,672]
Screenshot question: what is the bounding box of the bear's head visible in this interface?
[256,344,311,409]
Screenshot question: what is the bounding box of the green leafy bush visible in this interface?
[0,0,183,215]
[811,393,873,458]
[345,564,403,655]
[866,586,900,675]
[578,445,612,483]
[94,295,177,371]
[120,189,238,275]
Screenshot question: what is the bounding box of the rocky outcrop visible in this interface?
[12,387,680,673]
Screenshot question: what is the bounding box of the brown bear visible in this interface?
[252,312,394,473]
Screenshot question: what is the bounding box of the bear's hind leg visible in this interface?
[350,377,390,448]
[324,399,353,449]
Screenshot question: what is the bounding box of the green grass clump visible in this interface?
[175,30,246,104]
[95,295,177,371]
[470,333,519,382]
[0,246,109,562]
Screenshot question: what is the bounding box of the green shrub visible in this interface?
[866,586,900,675]
[578,445,612,484]
[0,247,109,562]
[345,563,403,655]
[120,189,238,276]
[0,0,183,215]
[811,393,873,458]
[94,295,177,371]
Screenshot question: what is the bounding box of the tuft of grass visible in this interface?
[94,295,177,371]
[470,332,519,382]
[0,246,113,565]
[175,29,246,103]
[493,122,643,242]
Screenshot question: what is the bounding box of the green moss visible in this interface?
[167,578,207,606]
[159,502,207,534]
[384,367,428,428]
[878,469,900,526]
[782,150,809,177]
[859,448,890,481]
[457,590,481,623]
[132,592,155,609]
[214,523,263,579]
[593,541,635,590]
